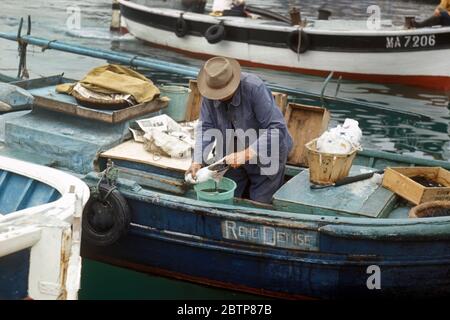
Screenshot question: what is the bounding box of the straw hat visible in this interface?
[197,56,241,100]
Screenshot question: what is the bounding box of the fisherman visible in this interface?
[186,56,293,204]
[411,0,450,28]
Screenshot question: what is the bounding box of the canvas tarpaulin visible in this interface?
[56,64,160,104]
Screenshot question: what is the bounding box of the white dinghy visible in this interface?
[0,156,90,300]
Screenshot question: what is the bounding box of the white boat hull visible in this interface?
[0,156,90,300]
[120,1,450,90]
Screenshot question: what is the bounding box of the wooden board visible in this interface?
[21,78,169,124]
[285,103,330,167]
[184,80,202,121]
[100,140,192,172]
[382,167,450,205]
[33,94,168,124]
[272,92,288,115]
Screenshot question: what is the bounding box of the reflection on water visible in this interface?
[79,259,259,299]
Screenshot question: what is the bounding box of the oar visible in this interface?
[310,169,385,190]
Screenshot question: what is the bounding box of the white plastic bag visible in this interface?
[316,118,362,154]
[144,129,192,158]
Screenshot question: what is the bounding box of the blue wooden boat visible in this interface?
[0,156,90,300]
[1,75,450,299]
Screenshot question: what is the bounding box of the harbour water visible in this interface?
[1,0,449,299]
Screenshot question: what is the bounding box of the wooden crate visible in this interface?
[382,167,450,205]
[285,103,330,167]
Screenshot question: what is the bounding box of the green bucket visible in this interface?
[159,85,191,122]
[194,178,237,204]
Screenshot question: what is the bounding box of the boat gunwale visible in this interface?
[91,147,450,231]
[85,151,450,242]
[0,155,89,223]
[119,0,450,36]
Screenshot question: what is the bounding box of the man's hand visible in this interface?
[225,148,256,169]
[186,162,202,179]
[435,7,442,16]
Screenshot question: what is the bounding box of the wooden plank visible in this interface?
[115,166,188,195]
[34,96,168,124]
[12,75,69,90]
[34,96,78,115]
[272,92,288,115]
[285,103,330,167]
[101,140,192,172]
[184,80,202,121]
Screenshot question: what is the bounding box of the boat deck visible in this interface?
[98,140,414,220]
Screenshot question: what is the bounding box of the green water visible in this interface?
[79,259,259,300]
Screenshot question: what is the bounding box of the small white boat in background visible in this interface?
[119,0,450,90]
[0,156,90,300]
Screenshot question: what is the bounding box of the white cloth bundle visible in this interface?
[316,119,362,154]
[144,128,192,158]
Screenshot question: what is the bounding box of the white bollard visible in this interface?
[110,0,121,32]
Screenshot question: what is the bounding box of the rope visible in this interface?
[129,55,140,69]
[41,39,58,52]
[102,185,118,202]
[93,160,119,201]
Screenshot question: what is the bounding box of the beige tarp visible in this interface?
[56,64,160,104]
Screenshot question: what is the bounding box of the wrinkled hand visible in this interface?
[186,162,202,179]
[224,148,256,169]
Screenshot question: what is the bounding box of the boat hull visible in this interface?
[120,1,450,90]
[0,250,29,300]
[0,156,90,300]
[81,183,450,299]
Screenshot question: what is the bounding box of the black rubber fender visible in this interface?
[175,14,188,38]
[287,29,310,54]
[204,22,226,44]
[82,184,131,246]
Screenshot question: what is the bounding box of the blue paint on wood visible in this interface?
[0,169,61,215]
[273,165,397,218]
[0,249,30,300]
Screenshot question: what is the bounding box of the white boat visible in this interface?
[119,0,450,90]
[0,156,90,300]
